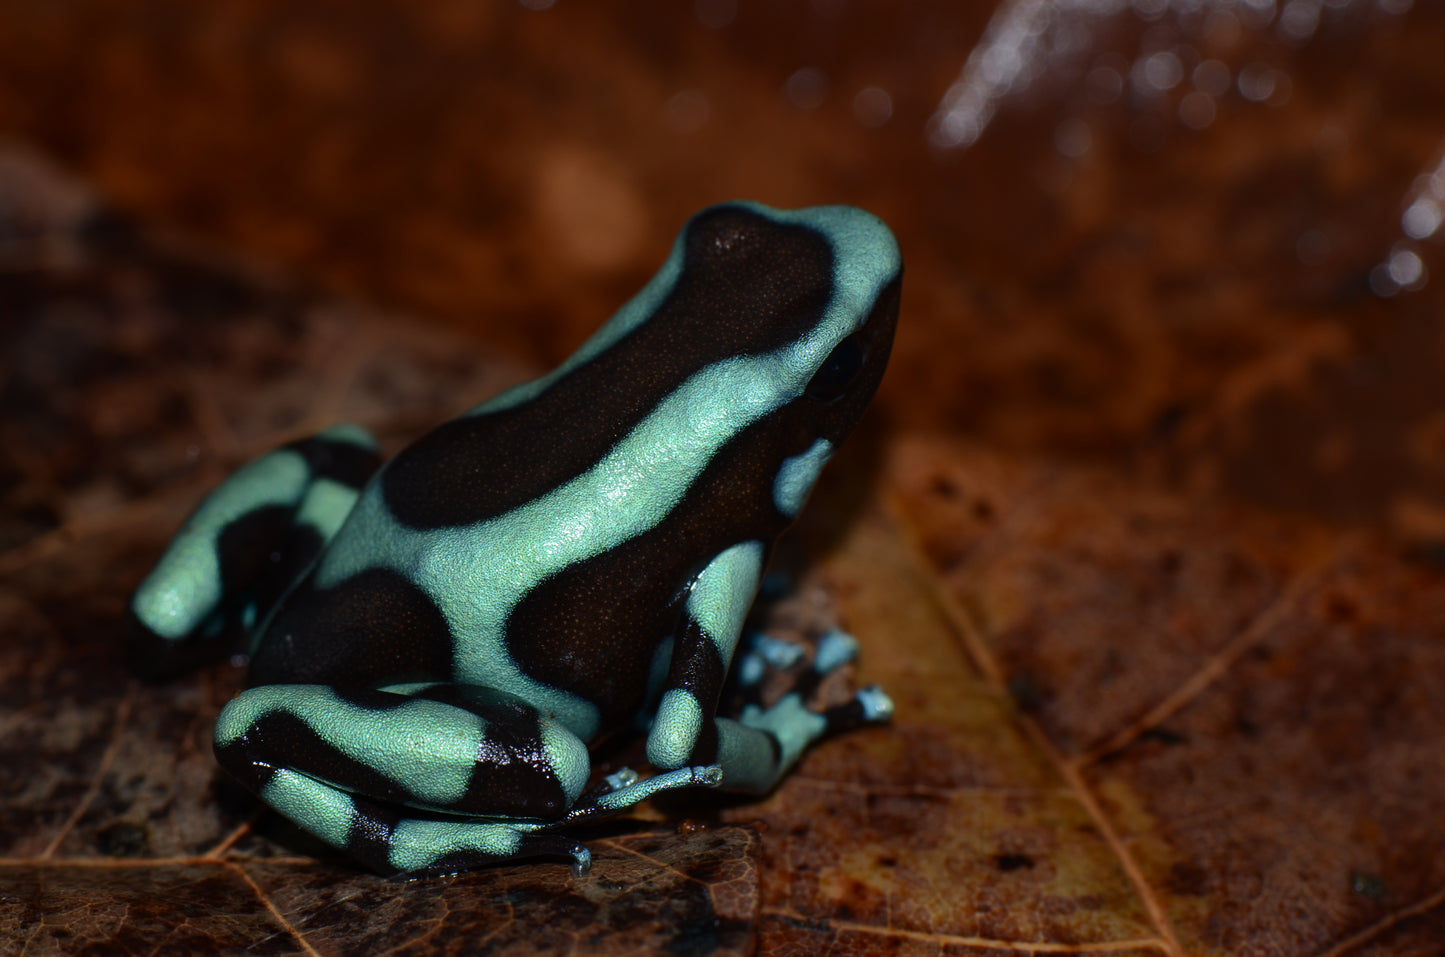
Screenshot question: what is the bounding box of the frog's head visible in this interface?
[655,201,903,526]
[677,202,902,448]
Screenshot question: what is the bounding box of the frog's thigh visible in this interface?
[214,684,592,845]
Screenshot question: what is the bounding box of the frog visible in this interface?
[127,201,903,877]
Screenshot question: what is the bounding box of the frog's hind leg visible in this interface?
[214,682,601,875]
[128,424,380,680]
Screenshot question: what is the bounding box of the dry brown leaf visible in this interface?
[5,3,1445,954]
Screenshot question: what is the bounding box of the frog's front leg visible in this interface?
[214,682,602,875]
[128,424,380,680]
[645,543,892,794]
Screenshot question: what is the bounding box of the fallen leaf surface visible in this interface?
[3,3,1445,955]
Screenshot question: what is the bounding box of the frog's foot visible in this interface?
[249,766,594,877]
[564,764,723,824]
[738,627,873,702]
[739,674,892,761]
[709,626,890,793]
[383,809,595,878]
[702,670,890,797]
[733,629,808,696]
[823,683,895,732]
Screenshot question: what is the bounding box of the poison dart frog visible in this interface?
[128,202,903,876]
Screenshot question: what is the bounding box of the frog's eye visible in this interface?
[805,333,865,402]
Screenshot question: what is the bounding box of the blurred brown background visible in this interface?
[6,0,1444,528]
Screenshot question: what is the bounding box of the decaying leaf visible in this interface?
[6,3,1445,954]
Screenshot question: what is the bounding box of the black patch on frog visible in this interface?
[219,707,425,807]
[668,617,726,764]
[211,736,279,794]
[218,509,325,635]
[690,707,720,766]
[503,270,901,728]
[345,796,401,872]
[220,694,568,818]
[344,683,572,818]
[125,605,232,683]
[249,568,455,688]
[762,727,783,768]
[330,686,417,711]
[212,438,375,614]
[215,505,309,612]
[459,719,571,818]
[286,433,383,489]
[380,204,836,530]
[820,693,881,738]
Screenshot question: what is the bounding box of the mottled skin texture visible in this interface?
[129,202,902,875]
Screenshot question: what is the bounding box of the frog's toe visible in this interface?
[733,630,807,694]
[853,684,894,724]
[812,628,860,675]
[741,679,892,743]
[565,764,723,823]
[745,630,808,670]
[755,628,866,706]
[810,683,893,736]
[583,766,640,802]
